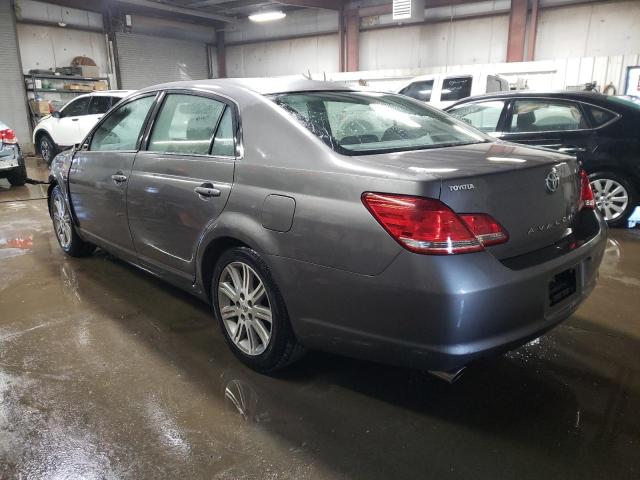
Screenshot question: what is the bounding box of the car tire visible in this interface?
[212,247,305,373]
[38,133,57,165]
[7,164,27,186]
[49,184,95,257]
[589,171,637,227]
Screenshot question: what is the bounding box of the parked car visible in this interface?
[33,90,134,164]
[0,121,27,186]
[397,73,509,109]
[445,91,640,226]
[48,79,606,378]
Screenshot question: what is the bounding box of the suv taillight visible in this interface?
[579,169,595,210]
[362,192,508,255]
[0,128,17,144]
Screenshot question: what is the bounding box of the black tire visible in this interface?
[7,164,27,186]
[588,171,637,228]
[38,133,58,165]
[49,184,95,257]
[212,247,305,373]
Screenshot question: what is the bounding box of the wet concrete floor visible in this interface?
[0,158,639,479]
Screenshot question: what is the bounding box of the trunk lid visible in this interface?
[354,142,580,259]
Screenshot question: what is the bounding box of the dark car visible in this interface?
[0,121,27,186]
[48,78,605,378]
[445,92,640,226]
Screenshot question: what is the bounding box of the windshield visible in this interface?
[271,91,488,155]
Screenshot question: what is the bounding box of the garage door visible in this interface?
[115,33,208,89]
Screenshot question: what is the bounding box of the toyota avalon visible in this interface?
[48,78,606,378]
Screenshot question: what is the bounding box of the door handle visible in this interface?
[111,172,127,184]
[194,183,221,198]
[71,118,79,122]
[558,146,587,155]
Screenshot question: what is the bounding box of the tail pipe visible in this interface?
[428,366,466,384]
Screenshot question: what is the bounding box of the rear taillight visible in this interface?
[0,128,17,144]
[579,169,595,210]
[361,192,508,255]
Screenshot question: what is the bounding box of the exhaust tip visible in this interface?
[428,366,466,384]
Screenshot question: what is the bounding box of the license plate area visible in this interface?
[549,268,577,306]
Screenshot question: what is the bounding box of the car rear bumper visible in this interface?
[266,209,607,371]
[0,144,22,173]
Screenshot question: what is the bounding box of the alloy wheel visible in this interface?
[217,261,273,356]
[52,191,72,249]
[590,178,629,222]
[40,137,52,163]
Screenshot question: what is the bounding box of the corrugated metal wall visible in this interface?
[115,33,208,89]
[0,0,32,151]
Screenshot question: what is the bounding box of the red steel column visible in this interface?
[506,0,527,62]
[345,8,359,72]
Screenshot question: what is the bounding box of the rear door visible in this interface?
[499,98,595,160]
[68,93,157,254]
[126,91,236,276]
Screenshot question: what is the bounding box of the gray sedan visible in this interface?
[48,78,606,378]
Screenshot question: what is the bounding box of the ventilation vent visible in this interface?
[392,0,425,22]
[393,0,412,20]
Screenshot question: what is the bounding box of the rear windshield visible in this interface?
[271,91,487,155]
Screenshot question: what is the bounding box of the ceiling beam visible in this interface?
[114,0,238,22]
[274,0,343,10]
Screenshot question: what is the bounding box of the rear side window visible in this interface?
[210,107,235,157]
[441,77,472,102]
[400,80,435,102]
[509,100,587,132]
[148,94,226,155]
[88,96,112,115]
[587,106,616,127]
[62,97,90,117]
[90,96,155,151]
[448,101,505,133]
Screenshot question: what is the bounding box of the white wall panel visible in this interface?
[16,24,109,75]
[359,15,509,71]
[226,35,339,78]
[535,1,640,60]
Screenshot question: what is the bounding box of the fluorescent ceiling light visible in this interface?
[248,10,286,22]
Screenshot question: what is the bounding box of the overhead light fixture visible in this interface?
[248,10,286,22]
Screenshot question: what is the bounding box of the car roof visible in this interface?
[137,77,353,96]
[70,90,136,101]
[446,90,610,107]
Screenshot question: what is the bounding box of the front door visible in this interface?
[127,92,237,276]
[68,94,157,254]
[499,98,595,162]
[55,96,91,146]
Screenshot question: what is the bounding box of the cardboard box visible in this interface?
[29,100,50,115]
[64,83,93,92]
[79,65,100,78]
[93,80,108,91]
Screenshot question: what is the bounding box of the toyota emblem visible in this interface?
[545,167,560,193]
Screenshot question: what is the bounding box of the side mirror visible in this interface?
[52,110,61,119]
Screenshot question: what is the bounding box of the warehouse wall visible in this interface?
[16,24,110,75]
[0,0,32,152]
[535,0,640,60]
[226,35,339,78]
[359,15,509,71]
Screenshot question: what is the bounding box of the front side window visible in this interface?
[148,94,226,155]
[272,91,487,155]
[400,80,435,102]
[88,96,113,115]
[441,77,473,102]
[509,100,587,133]
[62,97,91,117]
[448,100,505,133]
[90,96,155,151]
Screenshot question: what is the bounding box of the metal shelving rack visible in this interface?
[24,73,111,128]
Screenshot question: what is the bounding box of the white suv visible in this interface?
[33,90,134,163]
